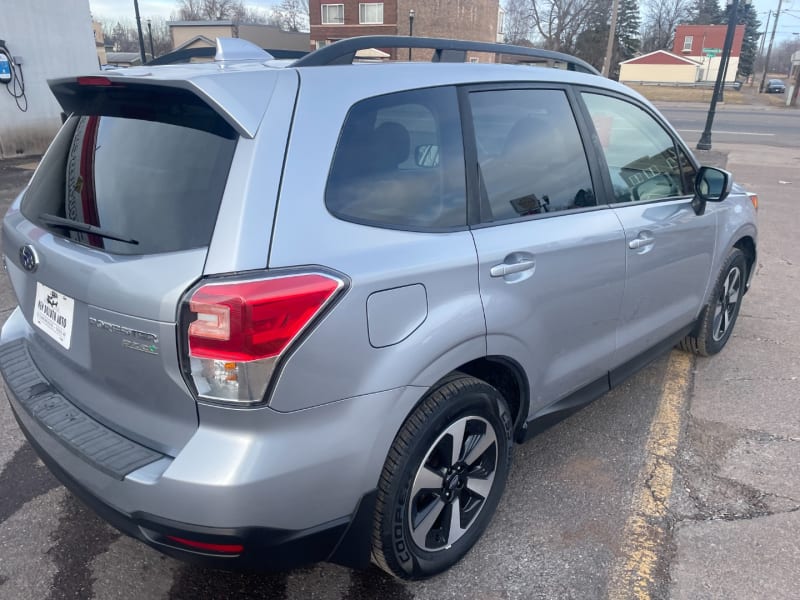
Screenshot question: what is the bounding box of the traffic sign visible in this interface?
[703,47,721,56]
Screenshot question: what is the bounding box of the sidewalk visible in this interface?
[668,143,800,598]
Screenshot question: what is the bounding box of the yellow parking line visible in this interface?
[607,351,693,600]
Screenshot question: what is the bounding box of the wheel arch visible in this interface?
[413,355,530,444]
[733,234,756,292]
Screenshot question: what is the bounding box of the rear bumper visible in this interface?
[10,397,365,570]
[0,308,422,569]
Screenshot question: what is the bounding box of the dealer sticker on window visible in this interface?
[33,283,74,350]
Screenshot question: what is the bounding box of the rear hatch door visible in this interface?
[2,77,253,454]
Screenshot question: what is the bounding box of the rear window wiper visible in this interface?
[38,213,139,245]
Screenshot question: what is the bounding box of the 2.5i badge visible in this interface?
[33,283,75,349]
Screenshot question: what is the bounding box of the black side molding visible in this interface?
[522,323,695,442]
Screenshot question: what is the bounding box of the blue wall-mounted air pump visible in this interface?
[0,40,12,84]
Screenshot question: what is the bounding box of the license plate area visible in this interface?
[33,282,75,349]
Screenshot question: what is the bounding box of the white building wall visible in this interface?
[690,55,740,83]
[619,63,699,83]
[0,0,98,158]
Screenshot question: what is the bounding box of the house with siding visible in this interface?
[619,24,744,85]
[619,50,702,84]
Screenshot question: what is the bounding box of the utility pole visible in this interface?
[757,10,771,58]
[697,0,740,150]
[133,0,147,65]
[147,19,155,61]
[751,9,770,87]
[602,0,620,77]
[758,0,783,92]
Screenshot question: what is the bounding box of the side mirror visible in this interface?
[414,144,440,168]
[692,166,732,215]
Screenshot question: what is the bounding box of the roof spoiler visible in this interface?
[293,35,600,75]
[48,77,239,138]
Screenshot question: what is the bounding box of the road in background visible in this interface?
[659,105,800,148]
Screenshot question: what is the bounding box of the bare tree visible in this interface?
[174,0,244,21]
[640,0,693,52]
[100,16,171,59]
[271,0,310,32]
[507,0,602,53]
[503,0,536,44]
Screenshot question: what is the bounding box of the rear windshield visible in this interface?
[22,113,236,255]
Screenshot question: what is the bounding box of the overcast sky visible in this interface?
[88,0,279,21]
[88,0,800,42]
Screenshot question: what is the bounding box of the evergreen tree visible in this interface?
[692,0,723,24]
[574,0,641,79]
[615,0,641,66]
[574,0,608,73]
[723,2,760,78]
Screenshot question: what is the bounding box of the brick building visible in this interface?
[672,24,745,83]
[309,0,502,61]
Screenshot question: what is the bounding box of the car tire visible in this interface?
[371,373,513,580]
[679,248,747,356]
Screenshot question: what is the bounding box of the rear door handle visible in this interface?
[490,258,536,278]
[628,235,655,250]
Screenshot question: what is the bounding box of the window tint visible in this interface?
[326,87,466,230]
[21,114,235,255]
[583,93,692,204]
[469,89,596,221]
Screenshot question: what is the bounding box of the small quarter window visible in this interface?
[326,87,466,230]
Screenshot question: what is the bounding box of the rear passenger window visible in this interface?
[469,89,596,221]
[326,87,466,230]
[583,93,695,203]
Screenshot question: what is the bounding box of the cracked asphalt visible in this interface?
[0,134,798,599]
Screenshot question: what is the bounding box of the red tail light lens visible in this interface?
[166,535,244,554]
[189,274,341,361]
[186,273,344,405]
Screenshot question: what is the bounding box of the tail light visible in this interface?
[184,272,344,405]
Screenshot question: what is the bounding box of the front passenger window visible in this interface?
[583,93,694,204]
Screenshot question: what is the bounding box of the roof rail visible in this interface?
[292,36,600,75]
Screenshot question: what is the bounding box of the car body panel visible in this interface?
[472,211,626,414]
[610,197,717,367]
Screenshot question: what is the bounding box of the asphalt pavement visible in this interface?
[0,104,798,599]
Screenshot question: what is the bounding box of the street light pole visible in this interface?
[697,0,741,150]
[408,9,415,61]
[147,19,155,61]
[133,0,147,65]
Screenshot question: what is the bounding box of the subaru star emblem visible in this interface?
[19,245,39,273]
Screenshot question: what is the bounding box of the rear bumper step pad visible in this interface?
[0,339,163,479]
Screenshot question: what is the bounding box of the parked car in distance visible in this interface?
[0,36,758,580]
[766,79,786,93]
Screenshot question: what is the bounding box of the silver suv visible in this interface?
[0,37,757,579]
